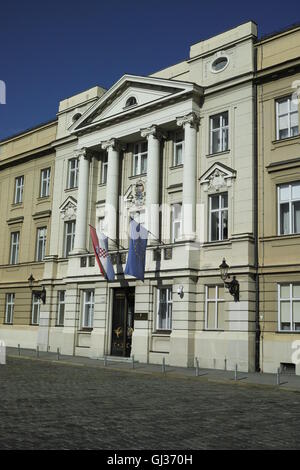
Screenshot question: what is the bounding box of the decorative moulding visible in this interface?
[59,196,77,220]
[200,162,236,192]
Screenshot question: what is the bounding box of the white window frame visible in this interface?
[101,155,108,184]
[14,175,24,204]
[209,193,228,242]
[5,293,15,324]
[67,158,79,189]
[10,231,20,264]
[56,291,65,326]
[82,290,94,329]
[64,221,76,257]
[36,227,47,261]
[205,285,225,330]
[278,283,300,332]
[277,182,300,235]
[210,112,229,154]
[40,168,51,197]
[31,294,41,325]
[173,132,184,166]
[276,95,299,140]
[132,142,148,176]
[156,287,172,331]
[170,203,182,242]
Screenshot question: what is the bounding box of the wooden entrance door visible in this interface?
[111,288,135,357]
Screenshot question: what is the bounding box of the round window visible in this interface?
[211,56,229,73]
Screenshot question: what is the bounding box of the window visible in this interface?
[82,290,94,328]
[5,293,15,324]
[64,221,76,257]
[209,193,228,241]
[67,158,79,189]
[278,182,300,235]
[133,142,147,176]
[173,131,184,166]
[157,287,172,331]
[98,216,105,234]
[56,291,65,326]
[278,284,300,332]
[171,203,182,242]
[125,96,137,108]
[31,294,41,325]
[14,176,24,204]
[210,112,229,154]
[205,285,225,330]
[10,232,20,264]
[276,96,298,140]
[36,227,47,261]
[101,155,108,184]
[211,56,229,73]
[40,168,51,197]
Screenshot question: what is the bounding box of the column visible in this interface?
[140,125,164,242]
[101,139,120,246]
[72,148,90,253]
[176,112,199,240]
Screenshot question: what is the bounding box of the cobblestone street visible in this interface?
[1,357,300,450]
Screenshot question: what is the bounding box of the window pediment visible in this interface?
[59,196,77,220]
[200,162,236,192]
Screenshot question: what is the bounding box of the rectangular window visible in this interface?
[14,175,24,204]
[278,182,300,235]
[209,193,228,241]
[36,227,47,261]
[101,155,108,184]
[276,96,299,140]
[82,290,94,328]
[133,142,148,176]
[205,285,225,330]
[278,284,300,332]
[171,203,182,242]
[67,158,79,189]
[157,287,172,331]
[40,168,51,197]
[173,131,184,166]
[5,293,15,324]
[210,112,229,154]
[56,291,65,326]
[31,294,41,325]
[64,221,76,257]
[10,231,20,264]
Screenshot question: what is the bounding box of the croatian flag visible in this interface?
[89,225,115,281]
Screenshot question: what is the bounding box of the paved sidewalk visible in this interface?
[5,346,300,392]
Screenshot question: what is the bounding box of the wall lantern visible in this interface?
[219,258,239,302]
[177,285,184,298]
[28,273,46,304]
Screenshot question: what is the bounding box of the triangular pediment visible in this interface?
[200,162,236,192]
[70,74,202,134]
[59,196,77,220]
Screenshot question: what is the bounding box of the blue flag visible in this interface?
[124,219,148,281]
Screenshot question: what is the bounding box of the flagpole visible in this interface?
[88,225,126,250]
[145,228,168,246]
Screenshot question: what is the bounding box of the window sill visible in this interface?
[261,233,300,242]
[128,173,147,180]
[55,324,64,328]
[3,322,13,326]
[202,239,231,247]
[272,135,300,146]
[11,203,24,209]
[79,328,93,333]
[37,196,50,202]
[98,182,107,187]
[169,164,183,170]
[153,330,171,336]
[30,324,39,327]
[206,150,230,158]
[276,330,300,334]
[204,329,225,332]
[64,187,78,192]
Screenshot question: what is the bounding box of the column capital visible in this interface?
[74,147,88,159]
[176,112,200,129]
[101,138,124,152]
[140,125,166,140]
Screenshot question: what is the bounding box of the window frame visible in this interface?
[173,131,184,166]
[209,111,229,154]
[40,168,51,198]
[209,192,228,242]
[170,203,182,243]
[276,95,299,141]
[56,290,65,327]
[64,220,76,257]
[132,141,148,176]
[277,182,300,235]
[67,158,79,189]
[5,293,15,324]
[82,290,94,329]
[156,287,173,331]
[205,285,225,330]
[31,293,41,325]
[14,175,24,204]
[101,155,108,184]
[10,231,20,265]
[36,227,47,261]
[278,283,300,332]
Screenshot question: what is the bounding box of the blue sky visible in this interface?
[0,0,299,140]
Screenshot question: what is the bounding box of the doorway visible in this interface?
[111,288,135,357]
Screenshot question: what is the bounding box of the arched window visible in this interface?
[125,96,137,108]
